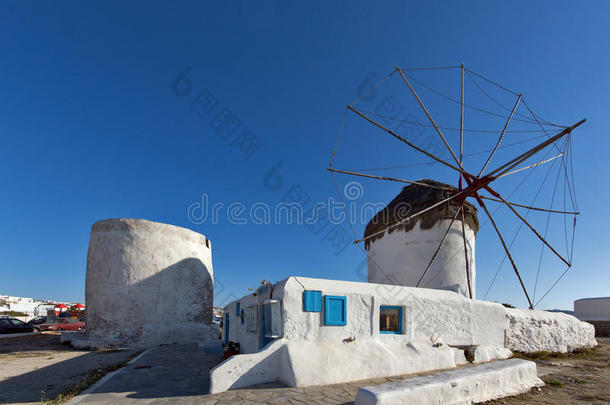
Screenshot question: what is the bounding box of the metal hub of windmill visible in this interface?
[329,65,583,309]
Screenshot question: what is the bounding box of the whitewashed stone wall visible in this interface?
[82,218,217,348]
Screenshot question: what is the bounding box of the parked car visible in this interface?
[38,318,85,332]
[0,317,35,334]
[27,316,48,326]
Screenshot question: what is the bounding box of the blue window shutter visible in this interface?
[303,290,322,312]
[235,302,240,316]
[324,295,347,326]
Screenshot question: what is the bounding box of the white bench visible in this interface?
[355,358,543,405]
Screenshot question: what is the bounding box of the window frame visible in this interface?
[324,295,347,326]
[263,299,282,338]
[245,305,257,333]
[379,305,403,335]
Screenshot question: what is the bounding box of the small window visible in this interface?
[240,309,245,324]
[263,299,282,338]
[224,313,230,344]
[245,305,257,333]
[303,290,322,312]
[324,295,347,326]
[380,306,402,334]
[235,302,240,316]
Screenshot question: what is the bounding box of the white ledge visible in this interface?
[355,358,544,405]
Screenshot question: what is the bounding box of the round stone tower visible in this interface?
[83,218,217,347]
[365,180,478,298]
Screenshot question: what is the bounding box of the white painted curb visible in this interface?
[355,359,544,405]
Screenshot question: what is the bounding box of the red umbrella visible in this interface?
[54,304,69,317]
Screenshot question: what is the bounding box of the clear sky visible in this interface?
[1,1,608,310]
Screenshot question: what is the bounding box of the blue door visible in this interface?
[259,303,273,349]
[224,313,230,344]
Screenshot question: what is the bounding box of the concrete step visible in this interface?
[355,358,544,405]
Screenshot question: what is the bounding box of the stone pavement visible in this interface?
[70,343,221,404]
[69,343,421,405]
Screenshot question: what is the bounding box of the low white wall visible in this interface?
[210,340,290,393]
[574,297,610,321]
[506,308,597,353]
[355,358,544,405]
[210,338,465,393]
[284,339,465,387]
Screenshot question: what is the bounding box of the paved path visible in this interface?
[70,343,222,404]
[69,343,408,405]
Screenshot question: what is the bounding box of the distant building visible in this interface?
[0,294,76,317]
[574,297,610,336]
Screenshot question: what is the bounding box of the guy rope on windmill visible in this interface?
[329,64,583,309]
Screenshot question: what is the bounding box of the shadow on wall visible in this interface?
[130,258,213,324]
[87,258,214,344]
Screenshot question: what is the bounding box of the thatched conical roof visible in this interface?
[364,179,478,249]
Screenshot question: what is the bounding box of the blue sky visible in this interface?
[1,1,608,310]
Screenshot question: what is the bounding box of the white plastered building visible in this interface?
[212,276,596,393]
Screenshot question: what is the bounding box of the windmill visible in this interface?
[328,65,583,309]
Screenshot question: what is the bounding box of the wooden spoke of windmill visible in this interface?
[328,64,584,309]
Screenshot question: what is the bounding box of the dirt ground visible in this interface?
[0,333,135,404]
[488,337,610,405]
